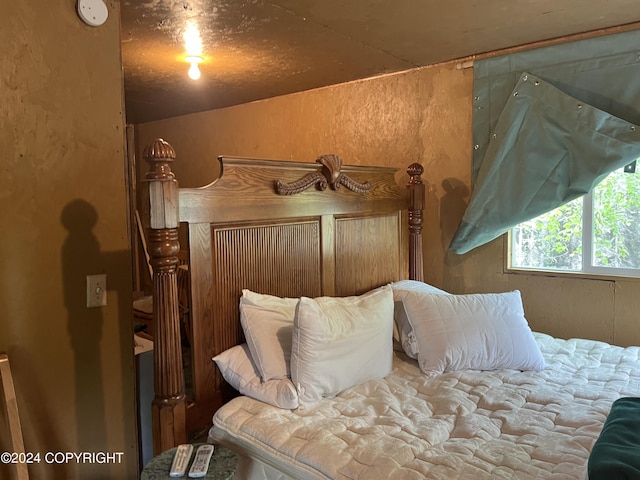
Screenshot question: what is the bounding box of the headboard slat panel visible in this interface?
[335,213,405,295]
[320,215,336,297]
[187,223,215,404]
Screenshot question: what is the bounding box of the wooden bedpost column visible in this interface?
[142,138,187,454]
[407,163,425,282]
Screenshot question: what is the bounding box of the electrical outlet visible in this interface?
[86,274,107,308]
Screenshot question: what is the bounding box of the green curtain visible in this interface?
[450,29,640,255]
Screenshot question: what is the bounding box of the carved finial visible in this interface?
[407,162,424,184]
[144,138,176,180]
[407,162,424,211]
[143,138,179,229]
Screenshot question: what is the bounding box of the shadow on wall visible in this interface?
[61,199,136,478]
[440,178,469,251]
[440,177,469,252]
[440,178,470,289]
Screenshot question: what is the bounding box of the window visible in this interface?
[510,165,640,278]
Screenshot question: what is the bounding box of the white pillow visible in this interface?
[213,344,299,409]
[390,280,450,359]
[390,280,449,296]
[291,285,394,407]
[239,290,299,381]
[392,301,410,354]
[400,289,546,375]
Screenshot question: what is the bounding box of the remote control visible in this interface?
[187,444,215,478]
[169,444,194,477]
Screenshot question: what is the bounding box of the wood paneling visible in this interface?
[335,214,405,295]
[178,157,407,224]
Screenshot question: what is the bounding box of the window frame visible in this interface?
[506,176,640,280]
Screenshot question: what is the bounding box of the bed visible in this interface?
[141,138,640,479]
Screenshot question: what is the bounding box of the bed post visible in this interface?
[407,163,425,282]
[142,138,187,454]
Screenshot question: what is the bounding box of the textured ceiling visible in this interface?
[120,0,640,124]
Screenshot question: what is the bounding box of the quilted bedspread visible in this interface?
[210,333,640,479]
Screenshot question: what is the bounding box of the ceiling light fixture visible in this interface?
[184,22,204,81]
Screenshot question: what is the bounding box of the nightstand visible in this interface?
[141,443,238,480]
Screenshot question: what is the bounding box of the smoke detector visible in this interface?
[77,0,108,27]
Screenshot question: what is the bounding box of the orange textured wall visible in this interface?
[1,1,137,478]
[136,53,640,349]
[136,63,474,297]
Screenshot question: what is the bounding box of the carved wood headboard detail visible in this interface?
[274,154,372,195]
[141,138,425,454]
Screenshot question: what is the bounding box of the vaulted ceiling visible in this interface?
[120,1,640,124]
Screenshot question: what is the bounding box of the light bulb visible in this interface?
[186,56,203,80]
[188,62,201,80]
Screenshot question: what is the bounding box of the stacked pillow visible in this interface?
[239,290,298,381]
[212,343,299,409]
[390,280,449,359]
[214,285,395,409]
[214,280,546,409]
[291,286,394,407]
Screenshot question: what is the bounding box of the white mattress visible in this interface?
[209,333,640,479]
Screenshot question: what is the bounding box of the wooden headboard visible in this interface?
[140,138,425,453]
